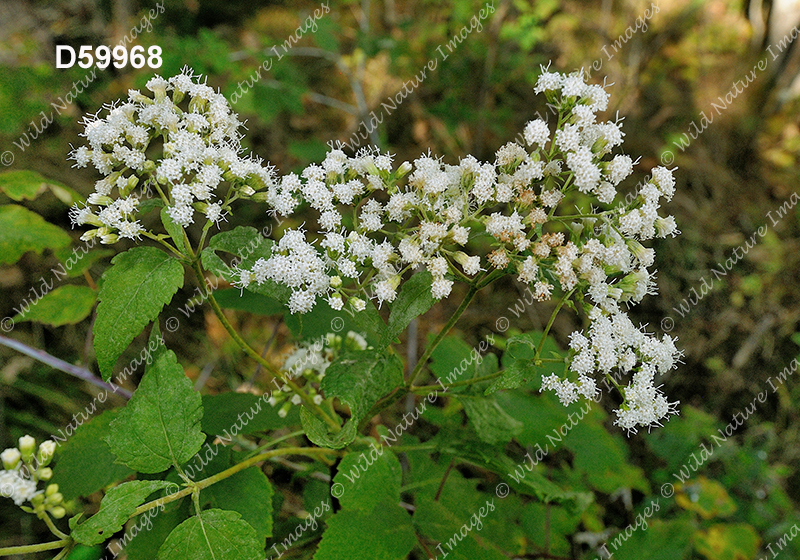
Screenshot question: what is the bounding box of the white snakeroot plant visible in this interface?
[1,436,64,519]
[67,66,682,435]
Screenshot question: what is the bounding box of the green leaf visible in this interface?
[107,348,204,473]
[380,271,436,348]
[94,247,184,380]
[333,443,402,512]
[300,407,356,450]
[608,517,694,560]
[54,245,114,277]
[320,350,404,423]
[160,207,187,254]
[485,359,529,395]
[0,170,50,200]
[202,465,274,542]
[313,503,416,560]
[413,497,507,560]
[158,509,263,560]
[0,205,71,265]
[201,393,298,436]
[458,395,524,445]
[693,523,760,560]
[213,288,284,316]
[124,499,192,560]
[72,480,175,546]
[12,285,95,326]
[51,410,134,501]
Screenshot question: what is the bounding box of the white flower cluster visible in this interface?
[268,331,369,417]
[542,308,681,433]
[1,436,64,518]
[69,68,274,243]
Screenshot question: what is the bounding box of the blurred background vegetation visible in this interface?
[1,0,799,558]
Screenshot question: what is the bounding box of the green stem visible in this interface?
[244,429,306,459]
[41,513,69,540]
[131,447,337,518]
[536,288,576,360]
[0,539,69,557]
[143,232,185,259]
[406,283,480,387]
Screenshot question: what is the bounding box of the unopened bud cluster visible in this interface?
[1,436,65,519]
[269,331,369,417]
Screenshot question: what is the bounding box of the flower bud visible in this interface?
[50,506,66,519]
[46,492,63,506]
[239,186,256,197]
[1,448,21,470]
[45,484,59,497]
[87,193,113,206]
[350,297,366,312]
[18,436,36,461]
[329,276,342,288]
[251,192,270,203]
[37,467,53,481]
[37,441,56,468]
[100,233,119,245]
[172,89,185,104]
[396,161,413,178]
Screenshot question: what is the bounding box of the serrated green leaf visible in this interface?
[320,350,403,423]
[485,359,529,395]
[94,247,184,380]
[12,285,95,326]
[51,410,134,501]
[413,497,507,560]
[380,271,436,348]
[157,509,263,560]
[458,395,523,445]
[160,207,187,254]
[300,407,356,449]
[201,393,298,436]
[0,205,71,265]
[202,465,274,542]
[107,348,204,473]
[72,480,175,545]
[333,443,402,512]
[313,503,416,560]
